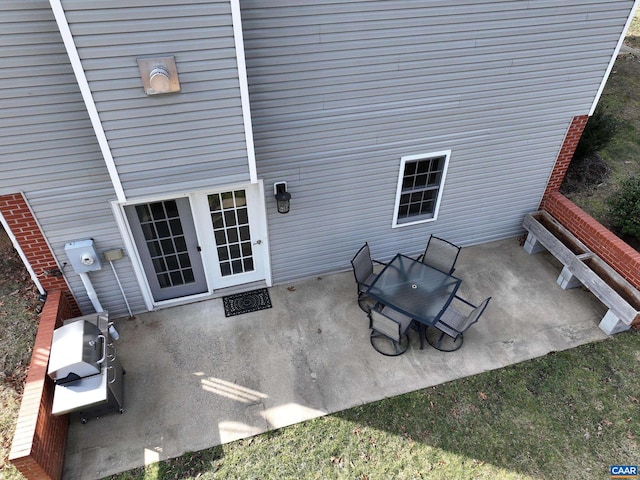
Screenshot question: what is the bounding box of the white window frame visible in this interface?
[391,150,451,228]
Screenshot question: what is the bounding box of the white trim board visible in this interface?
[230,0,258,184]
[48,0,126,202]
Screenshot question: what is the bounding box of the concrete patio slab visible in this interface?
[61,237,609,479]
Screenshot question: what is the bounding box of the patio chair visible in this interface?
[418,235,461,275]
[351,242,386,312]
[368,304,414,356]
[426,295,491,352]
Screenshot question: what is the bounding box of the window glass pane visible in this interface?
[141,223,156,241]
[169,219,183,235]
[152,257,167,273]
[231,259,243,274]
[416,160,430,174]
[147,241,161,257]
[174,236,187,253]
[183,269,195,284]
[217,246,229,261]
[234,190,247,207]
[161,239,175,254]
[157,273,171,288]
[404,161,417,176]
[221,192,234,207]
[241,242,252,256]
[243,258,254,271]
[414,174,428,188]
[170,271,184,286]
[220,262,232,276]
[211,213,224,229]
[155,221,170,238]
[151,203,166,220]
[179,253,191,268]
[166,255,179,270]
[229,244,241,259]
[227,228,239,244]
[237,208,248,225]
[239,226,251,241]
[224,210,236,227]
[214,230,227,246]
[165,201,179,218]
[208,194,222,212]
[136,205,151,222]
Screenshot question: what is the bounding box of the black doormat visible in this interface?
[222,288,272,317]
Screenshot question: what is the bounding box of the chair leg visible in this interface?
[370,331,409,356]
[425,329,464,352]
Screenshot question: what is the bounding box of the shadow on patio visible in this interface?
[62,237,608,479]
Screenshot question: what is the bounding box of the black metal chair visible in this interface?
[426,296,491,352]
[350,243,386,312]
[418,235,461,275]
[368,304,414,356]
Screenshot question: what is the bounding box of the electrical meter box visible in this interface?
[64,239,102,273]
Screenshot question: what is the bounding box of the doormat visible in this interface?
[222,288,272,317]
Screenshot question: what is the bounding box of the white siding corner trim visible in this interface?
[590,0,640,116]
[230,0,258,184]
[48,0,126,202]
[391,150,451,229]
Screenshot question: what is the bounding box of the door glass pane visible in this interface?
[136,200,196,288]
[208,191,254,277]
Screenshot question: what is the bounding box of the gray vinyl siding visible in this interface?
[240,0,634,283]
[60,0,251,199]
[0,1,145,318]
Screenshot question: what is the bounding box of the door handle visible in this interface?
[253,240,262,245]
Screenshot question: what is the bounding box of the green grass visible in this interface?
[107,331,639,480]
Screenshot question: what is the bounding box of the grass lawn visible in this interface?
[563,11,640,232]
[108,331,639,480]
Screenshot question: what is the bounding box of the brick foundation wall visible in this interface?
[0,193,80,315]
[540,115,589,204]
[9,290,77,480]
[544,192,640,291]
[536,113,640,298]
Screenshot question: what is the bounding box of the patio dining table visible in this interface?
[366,253,462,349]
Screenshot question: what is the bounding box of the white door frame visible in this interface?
[111,180,272,311]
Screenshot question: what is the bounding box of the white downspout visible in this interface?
[78,272,103,312]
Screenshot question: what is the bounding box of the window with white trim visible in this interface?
[392,150,451,227]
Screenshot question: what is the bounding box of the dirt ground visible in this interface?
[0,228,41,478]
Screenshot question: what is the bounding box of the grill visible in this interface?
[48,312,124,424]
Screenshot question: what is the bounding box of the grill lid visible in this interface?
[48,320,104,382]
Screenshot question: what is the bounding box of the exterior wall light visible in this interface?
[137,56,180,95]
[274,182,291,214]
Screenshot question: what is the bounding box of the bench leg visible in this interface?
[556,266,582,290]
[598,310,630,335]
[523,233,546,254]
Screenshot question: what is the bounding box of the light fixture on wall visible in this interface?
[137,56,180,95]
[274,182,291,214]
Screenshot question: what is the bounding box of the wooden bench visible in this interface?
[523,210,640,334]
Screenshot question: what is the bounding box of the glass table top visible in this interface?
[366,253,461,326]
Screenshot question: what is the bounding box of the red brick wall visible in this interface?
[540,115,589,205]
[9,290,77,480]
[544,192,640,292]
[0,193,80,315]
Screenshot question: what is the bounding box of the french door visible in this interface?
[125,183,269,304]
[125,198,207,302]
[193,185,267,290]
